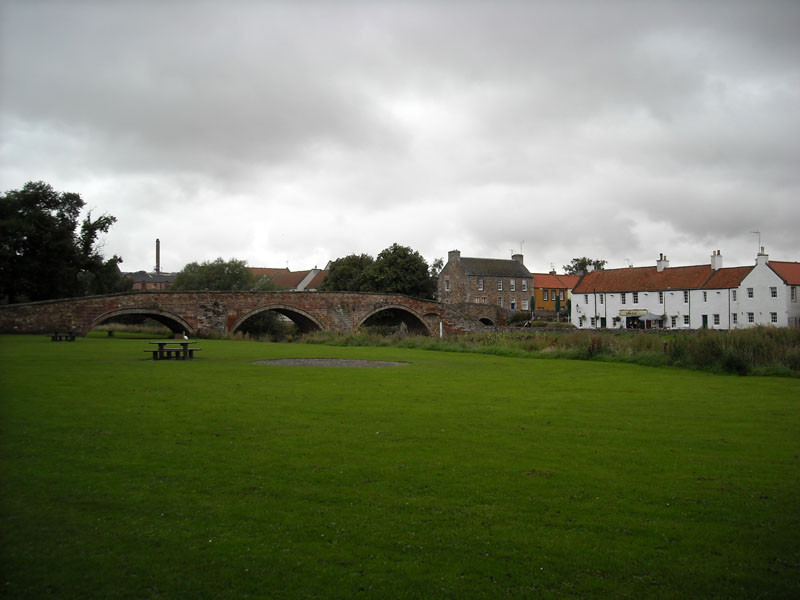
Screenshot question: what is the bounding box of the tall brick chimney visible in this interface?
[155,239,161,274]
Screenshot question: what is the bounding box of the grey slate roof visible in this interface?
[458,258,532,278]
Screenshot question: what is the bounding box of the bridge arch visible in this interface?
[358,304,432,336]
[88,307,194,336]
[231,304,324,335]
[479,317,495,326]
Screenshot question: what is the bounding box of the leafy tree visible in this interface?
[171,257,255,291]
[370,243,436,299]
[429,257,444,278]
[320,253,375,292]
[0,181,127,303]
[321,244,436,299]
[562,257,607,275]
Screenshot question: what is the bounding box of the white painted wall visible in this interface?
[570,256,797,329]
[737,259,787,327]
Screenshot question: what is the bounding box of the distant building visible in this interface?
[438,250,534,311]
[249,266,328,291]
[571,250,800,329]
[126,271,177,291]
[530,272,580,316]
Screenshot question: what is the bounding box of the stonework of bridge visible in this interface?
[0,291,513,337]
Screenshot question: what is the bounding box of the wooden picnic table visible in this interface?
[51,331,75,342]
[145,340,201,361]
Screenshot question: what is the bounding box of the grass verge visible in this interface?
[1,335,798,598]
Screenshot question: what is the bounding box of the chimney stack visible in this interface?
[756,246,769,266]
[448,249,461,263]
[511,253,524,265]
[657,253,670,272]
[710,250,723,271]
[155,239,161,274]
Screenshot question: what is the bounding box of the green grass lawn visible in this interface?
[1,335,798,599]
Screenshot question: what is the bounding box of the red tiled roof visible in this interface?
[305,270,328,289]
[272,270,310,290]
[704,266,753,289]
[769,261,800,285]
[572,263,751,293]
[532,273,569,289]
[250,267,287,280]
[556,274,580,288]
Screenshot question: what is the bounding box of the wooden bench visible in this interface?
[51,332,76,342]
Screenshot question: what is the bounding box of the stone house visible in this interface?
[438,250,534,312]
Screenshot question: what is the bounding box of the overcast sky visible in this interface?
[2,1,798,275]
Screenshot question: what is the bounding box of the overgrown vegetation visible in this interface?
[303,327,800,377]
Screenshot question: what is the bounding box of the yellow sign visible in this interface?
[619,309,648,316]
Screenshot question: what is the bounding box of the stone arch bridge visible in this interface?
[0,292,512,337]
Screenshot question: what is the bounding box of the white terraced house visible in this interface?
[571,249,800,330]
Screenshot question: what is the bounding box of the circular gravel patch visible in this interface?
[254,358,409,368]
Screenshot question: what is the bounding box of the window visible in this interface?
[732,289,737,301]
[732,313,737,325]
[483,297,487,304]
[497,278,503,291]
[522,299,528,310]
[499,298,503,307]
[599,293,604,305]
[684,315,690,326]
[770,287,777,298]
[560,290,565,301]
[703,291,707,302]
[474,297,480,303]
[522,279,528,292]
[713,314,720,326]
[771,312,777,323]
[659,292,664,304]
[621,293,627,305]
[477,277,484,291]
[584,294,588,303]
[510,279,516,292]
[792,286,797,302]
[748,312,754,323]
[544,290,549,301]
[445,279,450,292]
[747,287,753,298]
[591,317,596,327]
[632,292,639,304]
[684,290,689,303]
[511,298,516,310]
[671,316,677,327]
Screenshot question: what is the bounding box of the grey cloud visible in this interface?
[2,1,798,271]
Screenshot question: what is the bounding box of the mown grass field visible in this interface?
[1,334,798,598]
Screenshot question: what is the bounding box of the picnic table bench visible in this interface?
[51,331,76,342]
[145,340,202,361]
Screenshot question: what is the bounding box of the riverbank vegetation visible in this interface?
[303,326,800,377]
